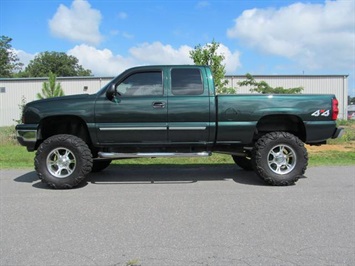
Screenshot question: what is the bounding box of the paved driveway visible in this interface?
[1,165,354,265]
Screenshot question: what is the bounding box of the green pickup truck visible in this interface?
[16,65,343,188]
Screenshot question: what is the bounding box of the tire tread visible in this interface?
[252,132,308,186]
[35,134,93,189]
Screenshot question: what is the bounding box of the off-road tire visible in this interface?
[91,160,112,172]
[232,155,253,171]
[252,132,308,186]
[35,134,93,189]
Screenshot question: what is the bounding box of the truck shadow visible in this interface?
[14,164,267,189]
[87,164,266,186]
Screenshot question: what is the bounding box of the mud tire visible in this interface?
[252,132,308,186]
[35,134,93,189]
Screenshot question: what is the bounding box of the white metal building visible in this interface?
[0,76,112,127]
[0,74,348,126]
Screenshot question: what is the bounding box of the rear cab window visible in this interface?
[171,68,203,95]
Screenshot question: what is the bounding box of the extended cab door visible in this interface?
[95,68,168,144]
[167,67,214,144]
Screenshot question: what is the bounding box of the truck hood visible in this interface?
[24,94,98,124]
[28,94,92,105]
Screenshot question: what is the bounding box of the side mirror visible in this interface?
[106,84,118,101]
[106,84,121,102]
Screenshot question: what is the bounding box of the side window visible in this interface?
[116,71,163,96]
[171,68,203,95]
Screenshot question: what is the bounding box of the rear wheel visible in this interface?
[35,134,93,189]
[252,132,308,186]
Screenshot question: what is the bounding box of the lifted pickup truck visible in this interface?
[16,65,343,188]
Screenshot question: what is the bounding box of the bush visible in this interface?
[329,120,355,144]
[0,126,18,145]
[337,119,355,127]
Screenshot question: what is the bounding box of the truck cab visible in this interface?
[95,65,216,148]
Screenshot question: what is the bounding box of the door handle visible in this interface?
[152,102,166,109]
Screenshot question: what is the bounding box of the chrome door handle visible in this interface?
[153,102,166,108]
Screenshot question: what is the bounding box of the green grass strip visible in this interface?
[1,144,354,169]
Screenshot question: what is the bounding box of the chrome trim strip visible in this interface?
[169,127,206,130]
[100,126,207,131]
[98,151,211,159]
[100,127,167,131]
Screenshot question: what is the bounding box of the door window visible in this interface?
[117,71,163,96]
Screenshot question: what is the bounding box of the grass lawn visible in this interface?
[0,144,35,168]
[1,143,354,169]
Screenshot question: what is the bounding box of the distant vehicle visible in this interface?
[347,104,355,120]
[16,65,343,188]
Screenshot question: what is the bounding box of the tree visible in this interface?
[37,72,65,99]
[0,36,23,77]
[189,40,234,94]
[238,73,303,94]
[24,51,92,77]
[13,96,27,124]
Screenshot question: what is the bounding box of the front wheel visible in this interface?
[35,134,93,189]
[252,132,308,186]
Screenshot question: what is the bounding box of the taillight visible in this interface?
[332,98,339,120]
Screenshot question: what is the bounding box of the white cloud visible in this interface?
[129,42,193,65]
[117,12,128,20]
[227,0,355,70]
[67,42,241,76]
[122,32,134,39]
[14,40,241,77]
[49,0,103,45]
[67,42,193,76]
[196,1,210,9]
[109,30,134,39]
[13,49,36,67]
[216,43,241,74]
[67,44,135,76]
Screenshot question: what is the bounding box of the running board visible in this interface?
[98,151,211,159]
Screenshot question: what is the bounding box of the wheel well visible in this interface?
[255,115,306,142]
[38,116,91,145]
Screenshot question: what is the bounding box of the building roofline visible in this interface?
[0,76,115,82]
[225,74,349,78]
[0,74,349,82]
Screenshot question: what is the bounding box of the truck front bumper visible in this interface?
[16,124,38,151]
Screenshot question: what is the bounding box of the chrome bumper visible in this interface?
[332,127,344,139]
[16,125,38,151]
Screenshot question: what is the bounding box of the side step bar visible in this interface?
[98,151,211,159]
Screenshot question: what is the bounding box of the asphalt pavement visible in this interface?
[1,165,354,266]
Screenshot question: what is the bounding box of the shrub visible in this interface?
[0,126,18,145]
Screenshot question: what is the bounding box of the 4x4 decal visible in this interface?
[311,109,330,117]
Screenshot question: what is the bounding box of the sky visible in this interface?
[1,0,354,95]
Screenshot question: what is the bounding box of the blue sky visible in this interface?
[1,0,354,95]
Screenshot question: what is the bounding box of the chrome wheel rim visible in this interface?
[267,144,296,175]
[46,147,76,178]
